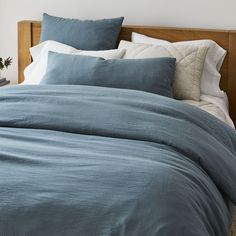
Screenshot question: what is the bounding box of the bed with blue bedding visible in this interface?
[0,85,236,236]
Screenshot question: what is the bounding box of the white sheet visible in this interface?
[183,94,235,128]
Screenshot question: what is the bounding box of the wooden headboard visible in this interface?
[18,21,236,124]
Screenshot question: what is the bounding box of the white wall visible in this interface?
[1,0,236,84]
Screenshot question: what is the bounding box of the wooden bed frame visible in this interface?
[18,21,236,125]
[17,20,236,236]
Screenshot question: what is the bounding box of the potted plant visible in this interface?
[0,57,13,80]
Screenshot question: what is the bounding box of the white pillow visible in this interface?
[132,32,226,98]
[119,40,208,101]
[23,40,126,85]
[132,32,170,46]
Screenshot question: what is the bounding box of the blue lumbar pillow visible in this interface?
[40,52,176,98]
[40,13,124,50]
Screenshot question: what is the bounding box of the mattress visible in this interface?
[231,209,236,236]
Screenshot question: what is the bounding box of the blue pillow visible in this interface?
[41,52,176,98]
[40,13,124,50]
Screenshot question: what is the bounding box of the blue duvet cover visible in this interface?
[0,85,235,236]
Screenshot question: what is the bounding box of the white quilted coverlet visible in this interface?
[119,40,208,101]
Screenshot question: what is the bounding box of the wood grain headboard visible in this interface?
[18,21,236,124]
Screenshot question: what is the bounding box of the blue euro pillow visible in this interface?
[40,13,124,50]
[41,52,176,98]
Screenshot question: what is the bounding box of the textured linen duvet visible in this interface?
[0,85,236,236]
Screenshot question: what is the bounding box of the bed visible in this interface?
[0,20,234,235]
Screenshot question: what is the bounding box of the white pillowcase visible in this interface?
[132,32,227,98]
[23,40,126,85]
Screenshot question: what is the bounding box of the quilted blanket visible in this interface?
[0,85,235,236]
